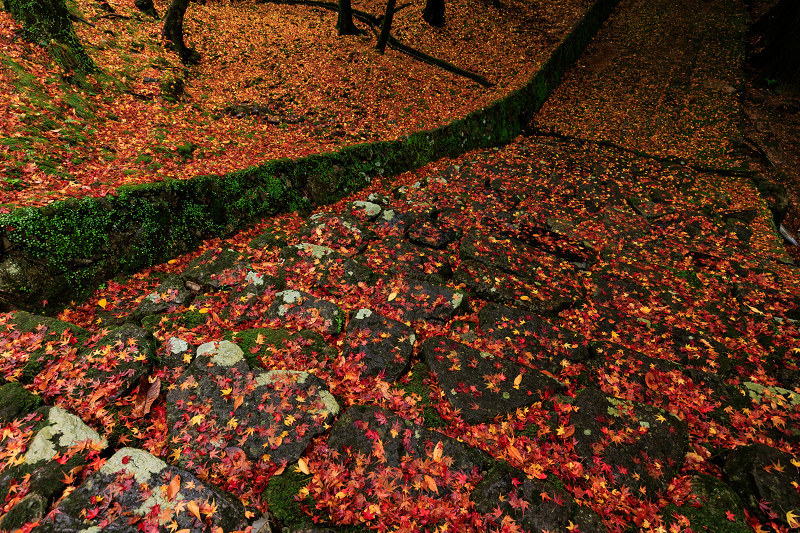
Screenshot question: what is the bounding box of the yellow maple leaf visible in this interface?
[97,298,108,309]
[786,509,800,528]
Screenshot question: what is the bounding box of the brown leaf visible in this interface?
[142,377,161,416]
[131,375,149,418]
[166,474,180,501]
[297,457,310,474]
[424,474,438,494]
[186,500,202,521]
[644,371,658,390]
[432,440,443,462]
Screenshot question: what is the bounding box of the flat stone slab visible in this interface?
[326,404,494,487]
[365,236,453,284]
[181,248,251,290]
[723,443,800,529]
[279,243,341,265]
[385,279,466,323]
[0,406,107,531]
[315,257,379,296]
[298,213,376,255]
[477,302,590,372]
[473,462,605,532]
[34,323,154,411]
[454,258,575,314]
[343,309,416,381]
[3,312,89,383]
[460,228,583,283]
[133,274,194,320]
[167,340,339,469]
[267,290,345,334]
[570,387,688,499]
[35,448,247,533]
[421,337,565,425]
[407,219,460,249]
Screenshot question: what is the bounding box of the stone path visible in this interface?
[1,0,800,531]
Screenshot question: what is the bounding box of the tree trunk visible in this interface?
[162,0,196,64]
[422,0,444,27]
[5,0,95,75]
[751,0,800,95]
[336,0,360,35]
[376,0,396,53]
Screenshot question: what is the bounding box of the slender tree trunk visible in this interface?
[376,0,396,53]
[336,0,360,35]
[422,0,444,27]
[162,0,194,63]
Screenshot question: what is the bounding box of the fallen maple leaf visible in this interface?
[424,475,438,494]
[787,509,800,528]
[167,474,181,501]
[298,457,310,474]
[644,371,658,390]
[432,441,444,462]
[186,500,202,521]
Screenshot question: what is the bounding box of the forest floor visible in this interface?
[1,0,800,531]
[0,0,591,209]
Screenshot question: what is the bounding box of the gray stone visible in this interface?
[478,302,590,373]
[724,443,800,528]
[133,275,194,319]
[298,213,376,255]
[421,337,565,425]
[167,343,338,468]
[23,407,106,465]
[365,237,452,284]
[35,448,247,532]
[327,405,494,489]
[571,388,688,499]
[267,290,345,334]
[407,219,460,249]
[182,248,251,290]
[473,462,605,532]
[343,309,415,381]
[385,279,466,323]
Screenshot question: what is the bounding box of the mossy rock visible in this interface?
[263,467,315,529]
[400,363,446,429]
[5,0,96,75]
[248,227,290,250]
[224,327,334,369]
[141,308,211,333]
[0,382,42,423]
[10,311,89,383]
[0,492,47,531]
[664,474,749,533]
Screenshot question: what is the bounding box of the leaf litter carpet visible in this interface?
[2,0,800,531]
[0,0,590,209]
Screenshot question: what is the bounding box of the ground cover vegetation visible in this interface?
[0,0,590,209]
